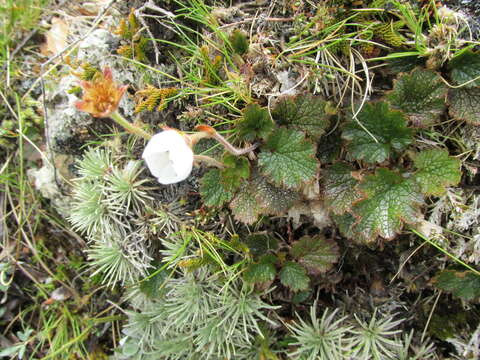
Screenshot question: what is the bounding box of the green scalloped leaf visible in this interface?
[387,68,447,127]
[242,233,278,258]
[253,172,300,215]
[323,163,362,215]
[352,168,423,241]
[290,235,340,275]
[228,172,300,224]
[244,256,277,284]
[271,94,331,138]
[433,270,480,301]
[279,261,310,292]
[258,128,318,189]
[448,50,480,88]
[237,104,273,142]
[448,87,480,125]
[229,181,262,224]
[412,149,461,196]
[342,102,413,163]
[220,154,250,192]
[200,169,234,207]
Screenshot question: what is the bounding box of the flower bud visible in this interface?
[142,130,194,184]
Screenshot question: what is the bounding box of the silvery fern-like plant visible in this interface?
[216,285,278,342]
[286,302,353,360]
[87,236,152,287]
[116,269,277,360]
[69,147,155,286]
[349,310,404,360]
[155,270,215,332]
[75,147,111,179]
[69,181,112,237]
[103,160,152,214]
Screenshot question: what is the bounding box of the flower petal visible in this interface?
[142,130,194,184]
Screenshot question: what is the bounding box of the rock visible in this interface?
[27,157,72,213]
[45,74,93,154]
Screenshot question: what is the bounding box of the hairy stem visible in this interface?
[110,111,152,140]
[193,125,259,155]
[193,155,225,168]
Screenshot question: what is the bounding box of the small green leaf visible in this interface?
[448,50,480,88]
[242,233,279,257]
[323,163,362,215]
[353,168,423,241]
[387,68,447,127]
[433,269,480,301]
[258,128,318,189]
[290,235,340,275]
[237,104,273,142]
[228,171,299,224]
[272,94,331,138]
[279,261,310,292]
[229,29,249,55]
[253,172,299,215]
[448,87,480,125]
[342,102,413,163]
[412,149,461,196]
[229,181,263,224]
[220,154,250,191]
[244,257,277,284]
[200,169,234,207]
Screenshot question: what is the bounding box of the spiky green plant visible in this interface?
[116,268,277,360]
[397,330,437,360]
[103,160,152,214]
[286,302,353,360]
[349,310,404,360]
[68,147,156,286]
[87,236,153,287]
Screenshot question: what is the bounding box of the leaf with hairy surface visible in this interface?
[272,94,331,138]
[242,233,278,258]
[252,172,300,215]
[237,103,273,142]
[220,154,250,192]
[258,128,318,189]
[290,235,340,275]
[279,261,310,292]
[448,87,480,125]
[352,169,423,242]
[412,149,461,196]
[342,102,413,163]
[323,163,361,215]
[200,169,234,207]
[433,270,480,301]
[229,181,262,224]
[448,50,480,88]
[244,255,277,284]
[387,68,447,127]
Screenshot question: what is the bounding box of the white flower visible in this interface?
[142,130,194,185]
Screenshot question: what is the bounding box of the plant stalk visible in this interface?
[110,111,152,140]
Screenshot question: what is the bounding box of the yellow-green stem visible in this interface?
[110,111,152,140]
